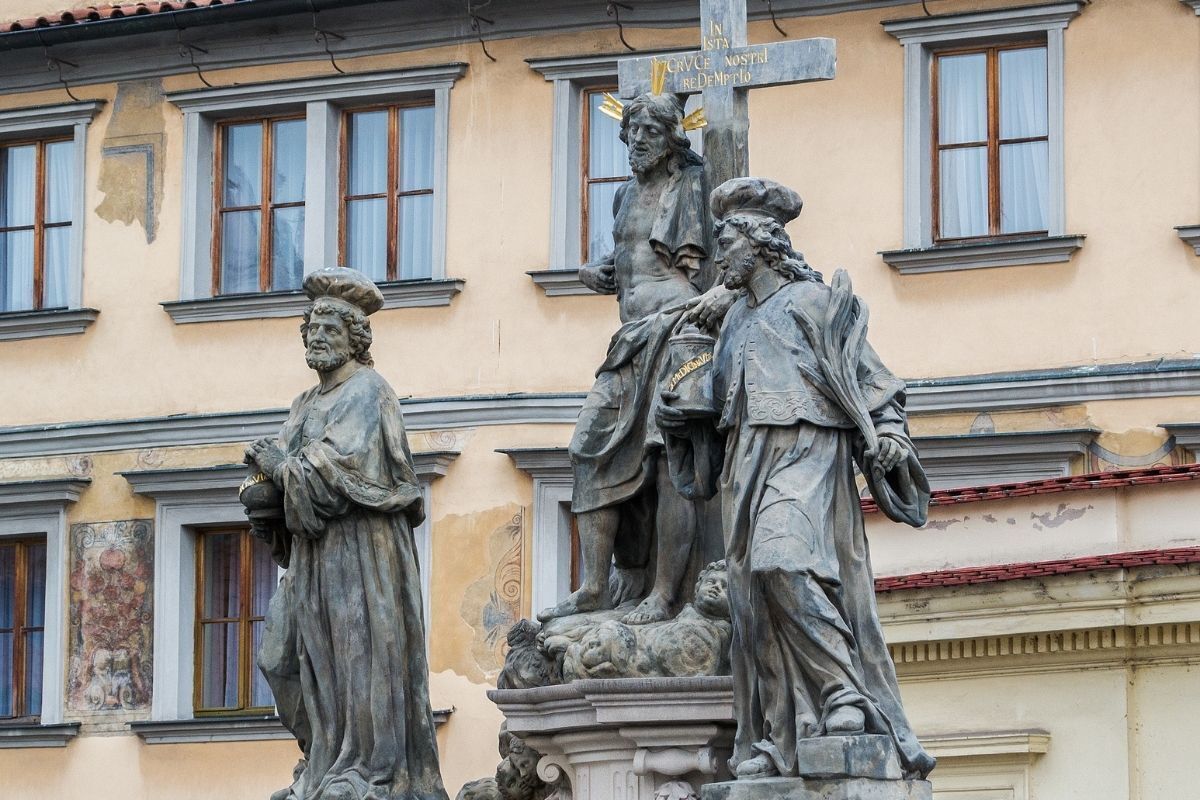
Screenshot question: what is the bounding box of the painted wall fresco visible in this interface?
[460,509,524,677]
[67,520,154,712]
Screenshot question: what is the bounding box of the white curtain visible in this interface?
[42,141,74,308]
[1,146,35,311]
[938,54,987,238]
[1000,48,1049,233]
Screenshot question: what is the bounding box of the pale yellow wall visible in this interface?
[1,0,1198,428]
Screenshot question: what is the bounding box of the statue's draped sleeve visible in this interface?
[276,372,425,539]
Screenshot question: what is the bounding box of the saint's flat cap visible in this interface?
[710,177,803,226]
[303,267,385,315]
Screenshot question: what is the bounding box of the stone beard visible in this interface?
[245,269,448,800]
[542,90,728,627]
[660,179,936,782]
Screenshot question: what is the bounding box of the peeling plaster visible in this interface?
[1030,503,1093,530]
[95,79,165,243]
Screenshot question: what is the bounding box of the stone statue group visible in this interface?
[241,85,934,800]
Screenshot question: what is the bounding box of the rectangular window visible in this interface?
[933,44,1049,242]
[341,103,436,283]
[0,139,73,312]
[213,117,306,295]
[0,537,47,720]
[194,528,277,715]
[582,87,633,264]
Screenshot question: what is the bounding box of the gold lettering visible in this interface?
[709,21,722,36]
[668,352,714,392]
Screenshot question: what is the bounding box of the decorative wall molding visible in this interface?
[0,308,100,341]
[0,477,90,509]
[527,270,596,297]
[7,360,1200,458]
[0,722,80,748]
[130,708,451,744]
[880,235,1085,275]
[916,428,1097,489]
[920,730,1050,761]
[1175,225,1200,255]
[1162,422,1200,461]
[163,279,465,323]
[0,1,918,95]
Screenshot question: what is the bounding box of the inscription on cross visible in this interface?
[618,0,836,193]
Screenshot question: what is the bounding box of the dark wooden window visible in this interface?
[194,528,278,715]
[581,87,632,264]
[0,537,47,720]
[0,138,73,312]
[933,43,1049,242]
[213,117,306,295]
[340,102,436,282]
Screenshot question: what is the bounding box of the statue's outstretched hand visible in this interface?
[873,434,909,474]
[684,285,737,332]
[579,262,617,294]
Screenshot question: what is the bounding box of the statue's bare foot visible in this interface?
[735,754,778,780]
[622,592,672,625]
[537,587,609,622]
[825,705,866,735]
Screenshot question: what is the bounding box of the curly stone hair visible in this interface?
[714,214,823,284]
[300,297,374,367]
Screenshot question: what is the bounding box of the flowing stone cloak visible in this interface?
[569,161,711,522]
[258,366,448,800]
[665,277,935,780]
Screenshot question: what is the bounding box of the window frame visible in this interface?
[0,101,102,339]
[579,85,632,265]
[338,98,437,283]
[0,135,74,313]
[165,66,466,323]
[0,477,87,733]
[931,42,1051,244]
[881,2,1086,274]
[192,526,276,717]
[0,536,47,721]
[210,114,307,296]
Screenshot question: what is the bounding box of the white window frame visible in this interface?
[923,729,1050,800]
[0,101,104,341]
[126,456,451,730]
[499,447,575,614]
[0,478,88,734]
[881,2,1086,275]
[164,65,466,323]
[527,52,698,295]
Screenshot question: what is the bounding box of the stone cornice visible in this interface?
[0,721,80,748]
[498,447,572,480]
[882,1,1086,43]
[917,428,1097,488]
[0,477,90,511]
[0,308,99,342]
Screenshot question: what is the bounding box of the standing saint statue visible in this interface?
[658,179,936,782]
[539,90,737,625]
[243,267,448,800]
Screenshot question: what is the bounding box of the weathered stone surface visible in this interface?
[794,736,901,781]
[243,267,446,800]
[701,778,931,800]
[659,178,936,781]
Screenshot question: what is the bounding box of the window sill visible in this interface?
[162,279,466,324]
[1176,225,1200,255]
[0,307,99,341]
[133,708,453,744]
[0,721,81,748]
[879,235,1085,275]
[527,269,597,297]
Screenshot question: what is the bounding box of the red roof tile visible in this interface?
[0,1,246,34]
[861,463,1200,515]
[874,546,1200,593]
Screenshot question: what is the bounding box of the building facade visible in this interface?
[0,0,1198,797]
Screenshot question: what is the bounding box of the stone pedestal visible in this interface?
[488,676,735,800]
[701,777,931,800]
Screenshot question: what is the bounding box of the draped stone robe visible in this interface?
[664,274,936,780]
[257,366,448,800]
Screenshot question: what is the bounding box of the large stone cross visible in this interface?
[618,0,836,194]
